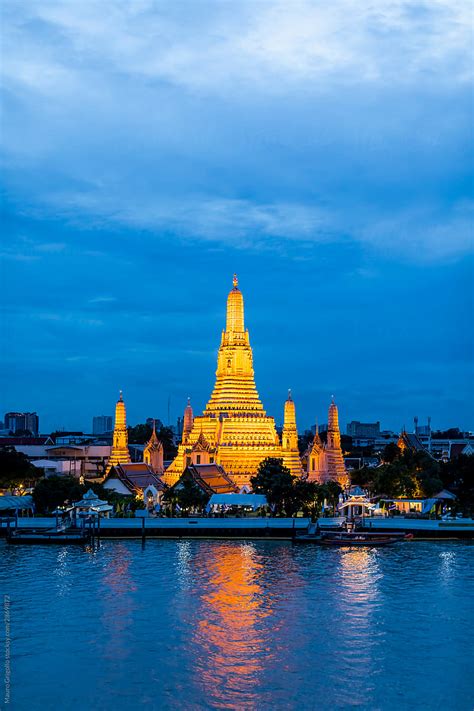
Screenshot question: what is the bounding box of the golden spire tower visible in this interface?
[183,397,194,443]
[324,398,349,487]
[164,276,302,487]
[281,390,303,477]
[106,390,130,473]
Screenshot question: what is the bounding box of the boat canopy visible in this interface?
[0,495,34,511]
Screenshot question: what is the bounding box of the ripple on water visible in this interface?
[1,540,473,710]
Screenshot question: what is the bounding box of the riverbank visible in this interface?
[1,516,473,539]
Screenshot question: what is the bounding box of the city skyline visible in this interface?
[2,2,473,433]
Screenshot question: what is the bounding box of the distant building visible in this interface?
[4,412,39,435]
[92,416,113,435]
[311,423,328,434]
[346,421,380,438]
[12,442,111,479]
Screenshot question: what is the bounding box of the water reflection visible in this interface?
[439,550,456,585]
[100,545,137,662]
[53,548,72,598]
[190,543,269,710]
[332,548,383,705]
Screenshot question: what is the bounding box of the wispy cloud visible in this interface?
[2,0,471,97]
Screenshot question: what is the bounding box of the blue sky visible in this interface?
[1,0,473,433]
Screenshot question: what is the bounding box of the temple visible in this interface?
[106,391,130,473]
[305,398,349,487]
[143,420,164,474]
[164,275,303,488]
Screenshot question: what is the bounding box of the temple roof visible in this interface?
[107,462,166,492]
[144,423,163,452]
[182,464,238,495]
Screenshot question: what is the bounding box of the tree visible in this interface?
[127,423,178,459]
[323,480,344,513]
[157,426,178,460]
[382,442,401,464]
[288,479,320,518]
[298,430,314,455]
[0,446,43,491]
[439,454,474,514]
[128,424,152,444]
[250,458,296,515]
[163,476,209,515]
[32,476,111,514]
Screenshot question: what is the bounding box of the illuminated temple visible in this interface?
[164,276,304,488]
[304,398,349,488]
[106,390,130,473]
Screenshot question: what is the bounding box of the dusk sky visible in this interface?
[1,0,473,433]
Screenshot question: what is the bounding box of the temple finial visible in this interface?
[233,273,238,288]
[288,388,292,401]
[119,389,123,401]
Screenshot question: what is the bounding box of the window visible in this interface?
[210,456,214,463]
[196,454,201,464]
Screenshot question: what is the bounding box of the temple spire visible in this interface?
[282,389,298,449]
[226,274,245,334]
[183,397,194,443]
[106,390,130,473]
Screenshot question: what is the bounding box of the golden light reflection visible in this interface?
[190,543,270,709]
[100,545,137,661]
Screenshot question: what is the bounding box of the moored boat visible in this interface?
[320,532,400,546]
[6,527,91,545]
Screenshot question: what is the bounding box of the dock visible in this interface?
[1,516,473,541]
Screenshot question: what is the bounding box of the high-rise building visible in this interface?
[164,275,302,488]
[92,415,113,435]
[346,421,380,438]
[106,391,130,473]
[4,412,39,435]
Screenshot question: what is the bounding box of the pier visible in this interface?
[1,516,473,540]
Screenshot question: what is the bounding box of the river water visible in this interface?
[1,539,473,710]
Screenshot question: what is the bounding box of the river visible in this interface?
[1,540,472,710]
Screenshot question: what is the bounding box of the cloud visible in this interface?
[1,0,472,265]
[2,0,471,99]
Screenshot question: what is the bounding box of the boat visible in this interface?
[293,528,411,546]
[320,532,400,546]
[6,527,91,545]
